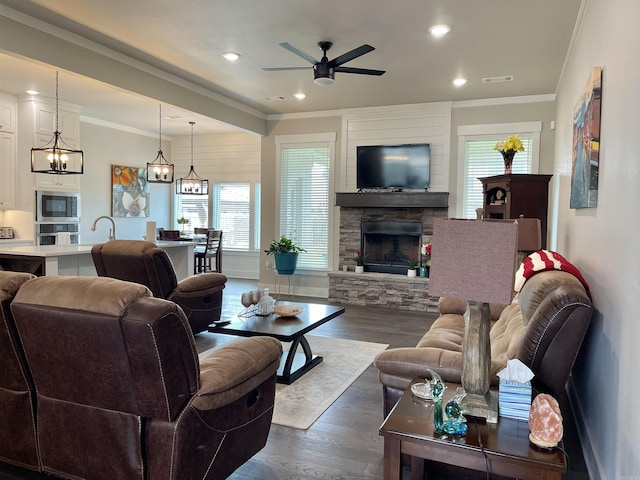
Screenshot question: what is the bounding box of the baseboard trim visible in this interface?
[566,376,605,479]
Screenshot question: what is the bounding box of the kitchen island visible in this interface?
[0,241,195,280]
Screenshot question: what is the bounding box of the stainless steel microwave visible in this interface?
[36,191,81,222]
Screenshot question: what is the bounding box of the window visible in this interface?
[276,133,335,270]
[213,184,251,250]
[177,194,208,232]
[177,183,260,251]
[457,122,541,219]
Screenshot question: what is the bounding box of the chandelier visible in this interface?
[31,71,84,175]
[176,121,209,195]
[146,104,174,183]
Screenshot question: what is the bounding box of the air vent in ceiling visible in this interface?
[482,75,514,84]
[264,96,288,101]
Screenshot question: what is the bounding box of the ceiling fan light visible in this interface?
[314,76,334,86]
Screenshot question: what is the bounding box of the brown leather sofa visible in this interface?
[92,239,227,333]
[0,271,39,471]
[374,269,593,416]
[11,275,282,480]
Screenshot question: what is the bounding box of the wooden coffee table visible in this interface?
[379,381,566,480]
[207,302,345,384]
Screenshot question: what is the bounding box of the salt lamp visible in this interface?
[528,393,563,448]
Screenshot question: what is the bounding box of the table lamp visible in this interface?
[429,218,519,422]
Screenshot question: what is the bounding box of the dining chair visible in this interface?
[194,229,222,274]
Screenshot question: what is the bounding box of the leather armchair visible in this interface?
[91,239,227,333]
[0,271,39,471]
[11,275,282,480]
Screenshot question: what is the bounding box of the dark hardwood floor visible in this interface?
[0,279,589,480]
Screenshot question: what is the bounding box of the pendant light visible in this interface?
[31,71,84,175]
[176,121,209,195]
[147,104,174,183]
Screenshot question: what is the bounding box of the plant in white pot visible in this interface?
[265,234,306,275]
[353,249,365,273]
[406,252,419,277]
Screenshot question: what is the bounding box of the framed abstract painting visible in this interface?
[570,66,602,209]
[112,165,150,217]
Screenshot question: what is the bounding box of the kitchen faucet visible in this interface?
[91,216,116,240]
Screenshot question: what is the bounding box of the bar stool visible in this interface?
[194,229,222,274]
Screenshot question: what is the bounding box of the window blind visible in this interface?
[214,183,251,250]
[462,136,533,219]
[178,194,208,231]
[280,146,330,270]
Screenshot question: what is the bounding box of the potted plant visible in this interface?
[177,217,189,235]
[353,249,365,273]
[265,234,306,275]
[406,252,419,277]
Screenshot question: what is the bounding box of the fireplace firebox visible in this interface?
[361,221,422,274]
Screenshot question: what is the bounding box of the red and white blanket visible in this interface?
[514,250,590,295]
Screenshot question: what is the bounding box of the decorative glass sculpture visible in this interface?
[427,369,445,434]
[443,391,468,435]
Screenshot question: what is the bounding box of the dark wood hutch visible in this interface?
[479,174,552,248]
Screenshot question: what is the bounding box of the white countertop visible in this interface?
[0,241,194,258]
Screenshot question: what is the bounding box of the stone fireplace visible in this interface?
[329,192,449,312]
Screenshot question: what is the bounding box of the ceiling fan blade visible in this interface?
[335,66,386,76]
[330,44,375,67]
[279,42,319,65]
[262,66,311,71]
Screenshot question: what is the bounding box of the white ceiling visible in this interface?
[0,0,583,136]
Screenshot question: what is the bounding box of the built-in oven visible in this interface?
[36,191,81,222]
[36,223,80,246]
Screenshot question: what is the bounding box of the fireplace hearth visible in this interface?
[361,221,422,274]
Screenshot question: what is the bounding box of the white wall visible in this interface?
[79,121,172,244]
[554,0,640,478]
[171,131,262,279]
[341,103,451,193]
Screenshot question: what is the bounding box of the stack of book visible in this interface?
[498,379,532,421]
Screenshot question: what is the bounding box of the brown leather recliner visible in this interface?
[11,275,282,480]
[0,271,40,471]
[374,269,593,416]
[91,239,227,333]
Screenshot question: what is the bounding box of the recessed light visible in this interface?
[293,92,306,100]
[429,24,451,37]
[26,89,39,95]
[222,52,240,62]
[452,77,467,87]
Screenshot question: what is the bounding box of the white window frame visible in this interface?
[212,183,257,252]
[456,122,542,218]
[275,132,336,273]
[175,182,261,252]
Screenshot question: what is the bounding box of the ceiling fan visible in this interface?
[262,41,385,86]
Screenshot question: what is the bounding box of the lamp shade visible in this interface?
[429,218,519,305]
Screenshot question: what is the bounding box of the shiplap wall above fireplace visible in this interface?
[340,102,452,193]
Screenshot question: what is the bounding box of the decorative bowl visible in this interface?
[272,305,304,317]
[410,382,432,401]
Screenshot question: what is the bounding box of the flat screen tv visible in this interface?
[356,143,430,190]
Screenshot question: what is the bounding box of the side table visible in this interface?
[379,381,566,480]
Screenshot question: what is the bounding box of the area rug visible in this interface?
[199,335,388,430]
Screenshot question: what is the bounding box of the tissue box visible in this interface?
[498,379,532,421]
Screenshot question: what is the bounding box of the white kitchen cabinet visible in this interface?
[0,96,17,134]
[0,132,16,209]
